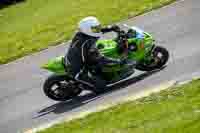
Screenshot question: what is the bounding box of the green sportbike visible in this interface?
[42,25,169,101]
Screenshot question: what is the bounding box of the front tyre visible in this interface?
[136,46,169,71]
[43,75,82,101]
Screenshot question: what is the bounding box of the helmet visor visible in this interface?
[91,25,102,33]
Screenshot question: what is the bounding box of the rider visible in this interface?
[65,16,137,93]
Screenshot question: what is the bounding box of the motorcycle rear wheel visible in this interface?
[43,75,82,101]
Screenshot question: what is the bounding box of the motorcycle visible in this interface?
[41,25,169,101]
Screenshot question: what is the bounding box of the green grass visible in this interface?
[38,80,200,133]
[0,0,176,64]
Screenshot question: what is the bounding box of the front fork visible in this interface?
[143,44,156,64]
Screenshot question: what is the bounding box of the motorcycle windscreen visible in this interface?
[42,56,66,74]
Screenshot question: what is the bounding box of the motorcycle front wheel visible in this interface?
[136,46,169,71]
[43,75,82,101]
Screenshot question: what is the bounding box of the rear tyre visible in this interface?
[43,75,82,101]
[136,46,169,71]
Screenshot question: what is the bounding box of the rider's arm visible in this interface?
[101,25,120,34]
[88,44,121,66]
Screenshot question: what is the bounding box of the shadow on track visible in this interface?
[34,68,164,119]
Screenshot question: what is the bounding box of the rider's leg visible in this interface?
[75,67,107,93]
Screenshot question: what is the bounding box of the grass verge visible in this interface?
[38,79,200,133]
[0,0,176,64]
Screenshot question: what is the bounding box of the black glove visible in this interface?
[101,25,120,33]
[111,25,120,32]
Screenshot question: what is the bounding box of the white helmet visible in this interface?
[78,16,102,37]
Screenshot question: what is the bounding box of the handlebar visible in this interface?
[116,30,128,41]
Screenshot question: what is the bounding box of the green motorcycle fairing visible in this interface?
[42,56,67,75]
[42,32,155,80]
[96,32,154,61]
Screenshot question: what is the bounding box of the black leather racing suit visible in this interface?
[65,26,122,91]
